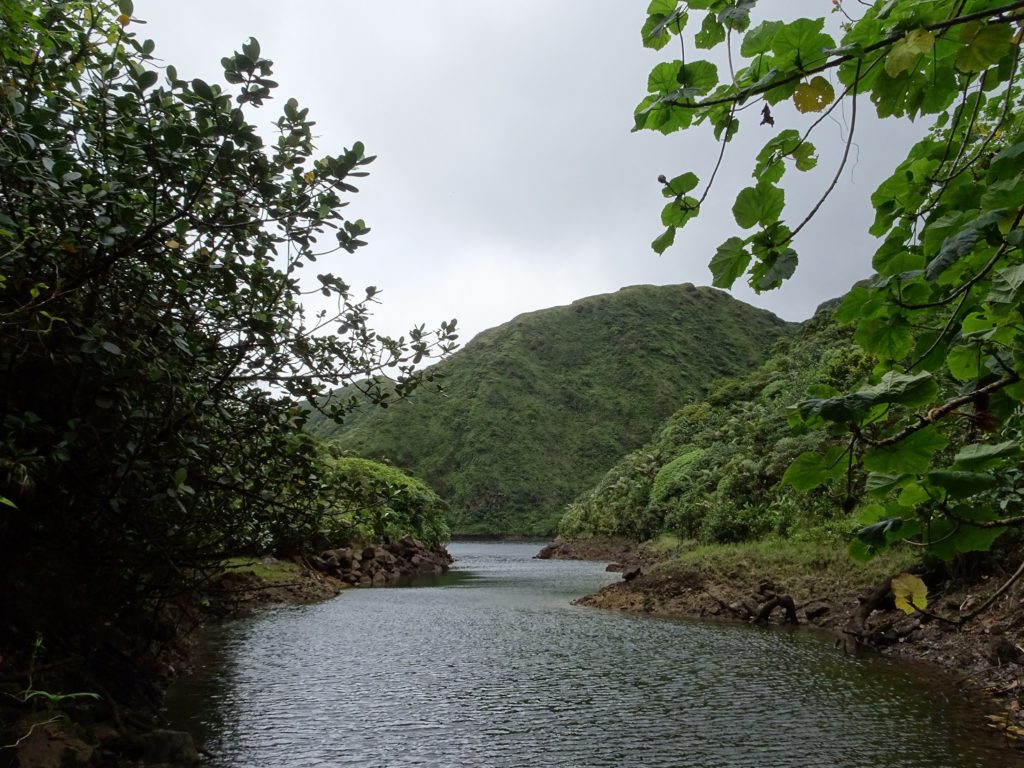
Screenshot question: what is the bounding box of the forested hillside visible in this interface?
[314,284,796,534]
[558,301,862,544]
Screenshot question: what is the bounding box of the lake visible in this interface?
[167,541,1020,767]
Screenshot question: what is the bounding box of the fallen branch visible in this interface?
[961,559,1024,623]
[753,595,799,625]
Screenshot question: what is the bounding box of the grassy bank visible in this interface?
[650,537,918,599]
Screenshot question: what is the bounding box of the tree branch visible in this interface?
[659,1,1024,111]
[856,374,1020,448]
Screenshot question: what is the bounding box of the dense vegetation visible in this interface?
[320,455,450,548]
[0,0,454,711]
[559,302,868,544]
[636,0,1024,565]
[314,284,795,535]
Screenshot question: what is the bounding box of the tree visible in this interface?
[636,1,1024,561]
[0,0,456,667]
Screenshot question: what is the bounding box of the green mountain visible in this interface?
[313,284,797,535]
[557,301,866,544]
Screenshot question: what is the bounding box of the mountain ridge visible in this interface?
[312,283,798,534]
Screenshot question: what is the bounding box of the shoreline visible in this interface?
[2,538,453,768]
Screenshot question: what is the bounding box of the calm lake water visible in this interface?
[167,542,1021,767]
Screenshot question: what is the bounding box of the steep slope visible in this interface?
[313,284,796,535]
[557,301,867,543]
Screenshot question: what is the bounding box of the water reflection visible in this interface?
[167,542,1020,768]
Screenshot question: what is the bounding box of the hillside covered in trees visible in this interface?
[557,300,860,545]
[313,283,796,534]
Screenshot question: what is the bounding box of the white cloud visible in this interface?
[137,1,927,348]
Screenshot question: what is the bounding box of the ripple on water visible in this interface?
[168,542,1021,768]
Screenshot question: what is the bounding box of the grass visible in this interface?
[221,557,303,584]
[654,537,919,597]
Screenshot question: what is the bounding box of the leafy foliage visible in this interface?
[0,0,455,664]
[636,0,1024,560]
[313,284,795,535]
[319,456,449,547]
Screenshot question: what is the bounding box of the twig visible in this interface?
[782,58,861,246]
[1,716,62,751]
[964,560,1024,621]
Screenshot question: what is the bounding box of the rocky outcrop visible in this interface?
[536,538,659,576]
[312,536,452,586]
[535,537,639,563]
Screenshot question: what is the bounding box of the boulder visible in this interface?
[117,729,200,766]
[803,601,831,622]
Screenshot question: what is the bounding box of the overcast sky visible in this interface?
[138,1,924,346]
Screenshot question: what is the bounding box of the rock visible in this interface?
[306,554,329,572]
[606,562,624,573]
[320,548,355,569]
[395,535,422,557]
[535,543,561,559]
[803,601,831,621]
[117,729,200,766]
[986,636,1021,665]
[15,720,94,768]
[534,541,582,560]
[320,538,451,586]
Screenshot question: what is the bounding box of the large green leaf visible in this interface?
[863,370,938,408]
[953,440,1021,470]
[945,344,984,383]
[782,446,848,491]
[856,517,904,547]
[732,182,784,229]
[795,371,936,425]
[884,29,934,77]
[750,248,797,291]
[770,17,834,69]
[854,315,914,361]
[796,391,876,423]
[924,210,1005,282]
[987,139,1024,181]
[661,172,699,197]
[986,264,1024,305]
[695,13,726,49]
[741,20,784,56]
[955,22,1013,73]
[661,196,700,227]
[680,60,719,95]
[709,236,751,288]
[926,470,997,498]
[866,471,913,497]
[648,60,685,93]
[863,426,948,474]
[651,226,676,254]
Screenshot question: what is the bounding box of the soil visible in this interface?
[550,538,1024,748]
